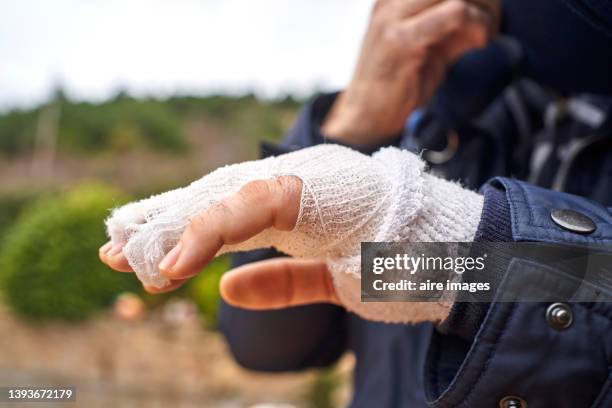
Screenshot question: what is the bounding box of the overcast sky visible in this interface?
[0,0,374,110]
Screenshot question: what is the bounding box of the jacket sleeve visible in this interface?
[425,178,612,407]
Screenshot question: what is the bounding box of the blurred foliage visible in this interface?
[305,368,342,408]
[0,92,302,156]
[59,98,187,153]
[138,256,230,328]
[0,184,141,321]
[0,91,303,323]
[0,190,42,244]
[0,183,233,325]
[0,109,38,153]
[186,256,230,328]
[168,93,300,143]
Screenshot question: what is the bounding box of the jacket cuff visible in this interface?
[438,183,512,341]
[425,178,612,406]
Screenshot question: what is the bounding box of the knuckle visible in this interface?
[183,203,229,251]
[188,210,213,235]
[400,22,429,55]
[469,18,489,46]
[381,23,405,49]
[274,176,301,200]
[372,0,391,15]
[239,179,273,204]
[471,27,488,48]
[448,0,469,21]
[410,38,429,60]
[208,201,233,221]
[272,176,302,230]
[371,0,396,26]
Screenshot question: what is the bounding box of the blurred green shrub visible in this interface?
[0,93,301,156]
[0,190,41,244]
[0,184,141,320]
[0,109,38,154]
[59,98,187,153]
[186,256,230,328]
[168,93,299,143]
[305,368,342,408]
[0,98,187,155]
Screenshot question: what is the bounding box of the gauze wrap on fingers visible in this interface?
[106,144,483,323]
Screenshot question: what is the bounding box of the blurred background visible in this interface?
[0,1,375,406]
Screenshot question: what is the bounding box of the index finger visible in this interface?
[160,176,302,280]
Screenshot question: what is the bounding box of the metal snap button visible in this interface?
[499,396,527,408]
[546,303,574,330]
[550,209,596,234]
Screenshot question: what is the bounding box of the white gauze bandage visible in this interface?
[106,144,484,323]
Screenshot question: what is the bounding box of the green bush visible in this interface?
[305,368,342,408]
[0,94,302,156]
[186,256,230,328]
[0,184,141,321]
[0,109,38,154]
[58,98,188,153]
[0,190,41,244]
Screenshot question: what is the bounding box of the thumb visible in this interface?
[220,258,340,309]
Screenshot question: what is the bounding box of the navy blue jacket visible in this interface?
[220,1,612,406]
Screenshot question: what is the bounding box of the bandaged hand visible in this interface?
[100,144,483,323]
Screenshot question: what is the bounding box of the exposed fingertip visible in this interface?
[99,241,113,254]
[107,243,124,256]
[219,271,239,304]
[144,279,187,294]
[159,242,182,276]
[143,285,159,294]
[143,283,170,294]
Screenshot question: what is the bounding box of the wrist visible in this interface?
[411,173,484,242]
[322,90,409,147]
[369,148,484,243]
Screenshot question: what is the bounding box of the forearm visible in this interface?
[281,92,404,154]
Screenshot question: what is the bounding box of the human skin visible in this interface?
[99,176,338,308]
[323,0,500,146]
[100,0,499,310]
